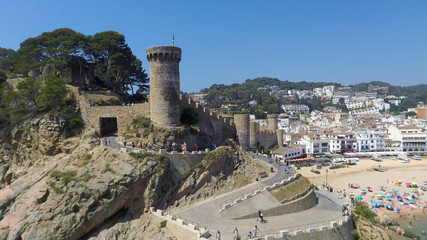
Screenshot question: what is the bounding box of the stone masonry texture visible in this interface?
[147,46,182,126]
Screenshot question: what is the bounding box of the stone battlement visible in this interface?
[146,46,181,62]
[180,94,235,128]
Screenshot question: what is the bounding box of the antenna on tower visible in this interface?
[172,33,175,46]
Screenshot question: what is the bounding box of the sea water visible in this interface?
[396,215,427,238]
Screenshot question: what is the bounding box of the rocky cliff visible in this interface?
[0,110,265,240]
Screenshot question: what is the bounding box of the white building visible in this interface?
[326,132,357,153]
[272,146,306,160]
[388,125,427,151]
[356,130,386,152]
[298,135,329,154]
[281,104,310,115]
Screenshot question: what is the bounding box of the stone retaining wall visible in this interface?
[220,168,299,211]
[266,215,354,240]
[151,207,210,240]
[236,188,317,219]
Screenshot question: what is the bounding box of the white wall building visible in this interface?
[298,135,329,154]
[356,130,386,152]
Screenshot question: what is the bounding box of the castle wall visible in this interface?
[249,121,259,148]
[277,129,284,147]
[147,46,181,126]
[258,130,278,148]
[267,114,278,131]
[179,94,236,145]
[234,114,250,150]
[70,85,150,137]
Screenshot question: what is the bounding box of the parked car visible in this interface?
[401,159,410,163]
[412,155,421,160]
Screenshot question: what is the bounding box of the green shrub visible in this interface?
[129,152,153,161]
[61,170,77,185]
[50,170,77,186]
[156,154,169,169]
[350,229,359,239]
[68,118,83,129]
[132,117,151,128]
[48,181,63,194]
[81,172,92,182]
[354,201,377,224]
[194,162,203,169]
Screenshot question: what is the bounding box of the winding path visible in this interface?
[171,153,349,239]
[103,136,349,239]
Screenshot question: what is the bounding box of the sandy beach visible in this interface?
[300,156,427,237]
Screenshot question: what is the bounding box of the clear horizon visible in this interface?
[1,1,427,92]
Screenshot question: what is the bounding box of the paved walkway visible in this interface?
[172,153,349,239]
[102,138,349,239]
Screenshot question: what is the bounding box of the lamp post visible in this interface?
[326,169,329,190]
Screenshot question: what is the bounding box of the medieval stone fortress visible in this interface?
[78,45,283,153]
[2,40,426,240]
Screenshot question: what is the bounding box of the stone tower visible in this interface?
[276,129,284,147]
[249,121,259,148]
[146,46,182,126]
[234,114,250,150]
[267,114,278,131]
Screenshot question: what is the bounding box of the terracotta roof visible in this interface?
[417,108,426,119]
[397,125,421,130]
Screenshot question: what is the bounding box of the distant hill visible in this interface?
[200,77,427,115]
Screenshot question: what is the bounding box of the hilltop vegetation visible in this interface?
[0,28,148,100]
[0,28,149,128]
[201,77,427,115]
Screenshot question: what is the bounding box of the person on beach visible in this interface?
[247,231,252,239]
[216,230,221,240]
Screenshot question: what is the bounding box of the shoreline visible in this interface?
[300,156,427,235]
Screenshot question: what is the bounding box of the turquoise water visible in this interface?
[396,215,427,238]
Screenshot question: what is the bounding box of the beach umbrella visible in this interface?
[394,190,399,193]
[402,194,409,198]
[410,190,417,193]
[367,187,372,189]
[408,199,415,202]
[357,195,363,200]
[406,182,412,185]
[386,196,392,200]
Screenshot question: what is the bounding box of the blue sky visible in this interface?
[1,1,427,92]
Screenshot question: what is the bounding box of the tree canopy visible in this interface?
[2,28,148,101]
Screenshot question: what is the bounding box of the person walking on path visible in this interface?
[253,226,259,237]
[258,210,264,223]
[148,141,152,150]
[233,227,239,240]
[123,138,126,147]
[216,230,221,240]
